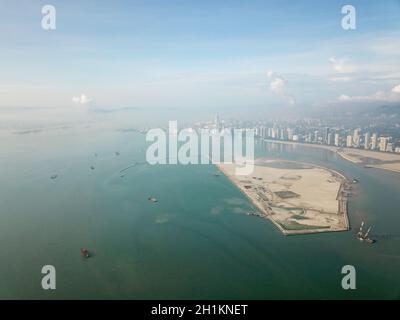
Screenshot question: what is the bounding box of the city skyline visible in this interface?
[194,114,400,153]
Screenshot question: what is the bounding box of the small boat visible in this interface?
[90,166,95,170]
[80,248,90,258]
[148,197,158,203]
[352,178,359,183]
[115,152,120,156]
[246,211,262,217]
[50,174,58,180]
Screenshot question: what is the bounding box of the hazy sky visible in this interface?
[0,0,400,113]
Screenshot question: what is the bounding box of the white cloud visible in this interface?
[329,57,356,73]
[267,71,295,105]
[329,77,353,82]
[266,70,275,78]
[72,94,92,105]
[338,84,400,103]
[392,84,400,94]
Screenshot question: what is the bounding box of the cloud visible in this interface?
[392,84,400,93]
[267,71,295,105]
[337,84,400,103]
[72,94,92,105]
[329,76,353,82]
[329,57,356,73]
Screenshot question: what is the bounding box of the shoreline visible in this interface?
[263,138,400,174]
[217,163,287,235]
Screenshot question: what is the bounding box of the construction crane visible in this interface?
[357,221,375,244]
[364,226,372,238]
[357,221,364,238]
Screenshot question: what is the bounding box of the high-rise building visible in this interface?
[353,128,361,147]
[327,132,333,145]
[364,132,370,150]
[287,128,294,141]
[272,127,278,139]
[314,131,319,143]
[323,127,330,144]
[334,133,340,147]
[379,137,390,152]
[346,135,353,148]
[214,114,220,129]
[371,133,378,150]
[280,128,286,140]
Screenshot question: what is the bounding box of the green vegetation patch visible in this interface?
[274,191,300,199]
[278,221,331,231]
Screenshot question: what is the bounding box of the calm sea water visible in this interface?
[0,128,399,299]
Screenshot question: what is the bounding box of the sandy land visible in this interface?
[336,149,400,173]
[264,139,400,174]
[218,159,350,235]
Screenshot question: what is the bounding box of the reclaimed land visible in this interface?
[217,159,351,235]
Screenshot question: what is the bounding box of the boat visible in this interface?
[50,174,58,180]
[357,221,375,244]
[80,248,90,258]
[90,165,95,170]
[148,197,158,203]
[246,211,263,217]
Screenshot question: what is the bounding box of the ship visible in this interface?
[246,211,263,218]
[81,248,90,258]
[148,197,158,203]
[357,221,376,244]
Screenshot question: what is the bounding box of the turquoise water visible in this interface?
[0,129,399,299]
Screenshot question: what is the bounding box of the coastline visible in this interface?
[216,163,288,235]
[263,138,400,174]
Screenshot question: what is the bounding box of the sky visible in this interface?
[0,0,400,123]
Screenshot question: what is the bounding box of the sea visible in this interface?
[0,127,399,299]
